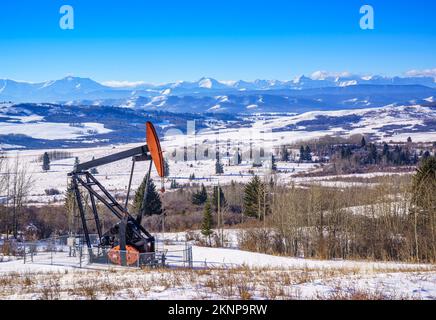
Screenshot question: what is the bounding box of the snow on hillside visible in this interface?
[384,132,436,143]
[0,122,111,140]
[163,105,436,154]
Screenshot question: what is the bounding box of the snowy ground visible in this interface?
[1,230,435,300]
[0,250,434,300]
[2,142,412,206]
[2,144,320,205]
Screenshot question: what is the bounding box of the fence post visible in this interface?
[23,242,26,264]
[184,243,187,268]
[79,246,83,268]
[137,252,140,269]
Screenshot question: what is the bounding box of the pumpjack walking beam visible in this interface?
[74,145,150,173]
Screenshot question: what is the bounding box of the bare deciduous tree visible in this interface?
[0,155,33,239]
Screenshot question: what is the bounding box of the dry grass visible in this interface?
[0,265,433,300]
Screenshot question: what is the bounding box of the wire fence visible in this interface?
[11,235,193,270]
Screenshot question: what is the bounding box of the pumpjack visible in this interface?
[68,122,165,266]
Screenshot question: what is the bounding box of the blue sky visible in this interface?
[0,0,435,83]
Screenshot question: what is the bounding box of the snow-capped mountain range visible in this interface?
[0,72,436,102]
[0,74,436,113]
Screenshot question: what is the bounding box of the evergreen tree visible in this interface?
[281,145,289,162]
[271,154,277,172]
[164,159,170,177]
[361,136,367,148]
[413,152,419,165]
[369,144,378,164]
[423,150,431,160]
[391,145,401,165]
[299,146,305,162]
[74,157,80,170]
[183,146,188,162]
[215,160,224,174]
[201,200,213,246]
[305,146,312,162]
[382,143,390,164]
[42,152,50,171]
[243,175,269,219]
[192,184,208,205]
[170,179,179,189]
[134,175,162,217]
[382,143,390,156]
[341,146,352,159]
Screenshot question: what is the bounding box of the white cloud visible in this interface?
[310,70,352,80]
[102,80,149,88]
[405,68,436,79]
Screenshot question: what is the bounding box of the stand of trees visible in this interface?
[330,139,428,174]
[299,145,312,162]
[0,155,33,239]
[239,157,436,263]
[411,156,436,261]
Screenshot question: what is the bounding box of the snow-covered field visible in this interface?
[2,143,319,205]
[1,232,435,300]
[2,140,414,206]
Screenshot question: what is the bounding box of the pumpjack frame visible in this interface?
[68,122,165,266]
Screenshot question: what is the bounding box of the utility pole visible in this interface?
[213,183,224,247]
[227,139,231,166]
[263,176,267,229]
[217,183,220,245]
